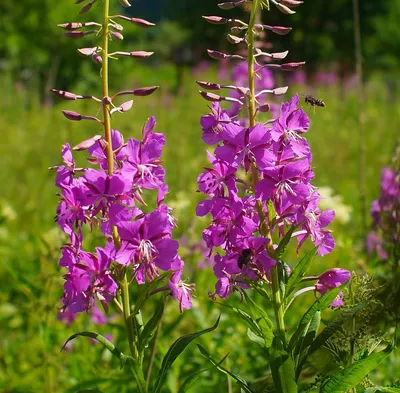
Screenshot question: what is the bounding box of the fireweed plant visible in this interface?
[51,1,218,392]
[196,0,396,392]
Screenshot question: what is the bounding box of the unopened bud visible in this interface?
[280,62,305,71]
[114,16,155,28]
[62,110,82,121]
[199,91,222,102]
[202,16,229,25]
[119,0,131,7]
[110,23,123,32]
[110,31,124,40]
[227,34,243,44]
[276,3,296,14]
[110,100,134,115]
[65,30,96,38]
[272,86,289,95]
[280,0,303,7]
[218,0,245,10]
[92,53,102,64]
[258,104,271,113]
[270,25,292,35]
[79,1,96,15]
[73,135,102,151]
[58,22,83,30]
[207,50,228,60]
[196,81,221,91]
[75,0,85,4]
[254,24,264,33]
[78,47,98,56]
[51,89,78,100]
[270,50,289,59]
[132,86,159,96]
[102,96,112,105]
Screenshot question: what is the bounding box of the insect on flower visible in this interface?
[303,94,326,108]
[237,248,252,269]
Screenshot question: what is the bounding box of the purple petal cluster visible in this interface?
[55,117,192,314]
[367,154,400,261]
[197,95,336,298]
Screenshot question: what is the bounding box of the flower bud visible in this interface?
[79,1,96,15]
[114,16,155,28]
[272,86,289,95]
[110,100,134,115]
[119,0,131,7]
[207,50,228,60]
[102,96,112,105]
[58,23,83,30]
[276,3,296,14]
[196,81,221,91]
[280,0,303,7]
[227,34,243,44]
[280,62,305,71]
[73,135,102,151]
[132,86,159,96]
[257,103,270,113]
[62,110,82,121]
[202,16,229,25]
[65,30,97,39]
[92,53,103,64]
[78,47,98,56]
[199,91,222,102]
[218,0,245,9]
[270,26,292,35]
[51,89,78,100]
[110,23,123,32]
[75,0,85,3]
[110,31,124,41]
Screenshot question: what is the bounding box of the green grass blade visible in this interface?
[153,316,220,393]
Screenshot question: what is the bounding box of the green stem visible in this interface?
[247,0,286,348]
[100,0,138,361]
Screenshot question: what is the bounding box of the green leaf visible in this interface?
[124,356,147,393]
[177,367,210,393]
[153,316,220,393]
[61,332,146,393]
[197,344,254,393]
[217,302,263,337]
[320,343,394,393]
[242,291,273,348]
[132,272,170,315]
[247,328,266,348]
[270,338,298,393]
[285,248,317,299]
[307,303,366,357]
[294,311,321,379]
[139,298,165,354]
[61,331,123,361]
[288,283,346,354]
[274,226,295,258]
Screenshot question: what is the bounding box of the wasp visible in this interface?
[304,95,326,108]
[237,248,252,269]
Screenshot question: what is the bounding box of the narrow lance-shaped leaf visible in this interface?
[197,344,254,393]
[153,316,220,393]
[139,298,164,354]
[270,337,298,393]
[177,367,211,393]
[320,342,395,393]
[288,283,347,353]
[285,247,317,299]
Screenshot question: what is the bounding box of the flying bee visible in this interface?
[237,248,252,269]
[303,95,326,108]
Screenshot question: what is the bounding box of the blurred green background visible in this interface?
[0,1,399,392]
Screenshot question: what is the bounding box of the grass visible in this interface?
[0,65,399,392]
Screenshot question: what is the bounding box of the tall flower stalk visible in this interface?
[50,2,219,391]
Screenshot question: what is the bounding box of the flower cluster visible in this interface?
[367,147,400,261]
[55,118,193,314]
[197,94,337,298]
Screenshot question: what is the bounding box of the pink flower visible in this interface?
[315,268,351,307]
